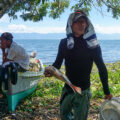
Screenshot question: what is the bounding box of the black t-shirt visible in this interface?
[53,35,110,95]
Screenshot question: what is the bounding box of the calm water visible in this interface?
[0,39,120,65]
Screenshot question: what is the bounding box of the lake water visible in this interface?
[0,39,120,65]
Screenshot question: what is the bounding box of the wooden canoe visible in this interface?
[2,60,44,112]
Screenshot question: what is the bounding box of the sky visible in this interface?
[0,2,120,34]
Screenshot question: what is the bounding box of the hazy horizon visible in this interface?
[0,32,119,40]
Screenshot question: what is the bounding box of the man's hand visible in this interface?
[105,94,113,100]
[44,67,53,77]
[2,52,8,63]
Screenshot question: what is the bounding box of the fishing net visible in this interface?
[100,97,120,120]
[29,58,44,72]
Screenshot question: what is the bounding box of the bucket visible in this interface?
[100,97,120,120]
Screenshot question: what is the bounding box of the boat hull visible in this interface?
[7,85,37,112]
[2,59,44,112]
[3,71,43,112]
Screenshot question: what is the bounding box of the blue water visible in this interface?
[0,39,120,65]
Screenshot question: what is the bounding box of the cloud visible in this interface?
[0,15,9,23]
[6,24,66,33]
[1,23,120,34]
[8,24,27,32]
[95,24,120,34]
[0,27,4,33]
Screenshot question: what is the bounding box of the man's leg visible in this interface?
[0,67,3,98]
[72,88,92,120]
[60,87,74,120]
[0,81,3,98]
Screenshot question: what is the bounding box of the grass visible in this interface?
[1,61,120,119]
[91,61,120,98]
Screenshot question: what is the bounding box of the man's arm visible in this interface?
[2,48,13,64]
[2,48,7,63]
[52,39,65,69]
[92,46,112,99]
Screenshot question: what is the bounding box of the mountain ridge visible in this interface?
[0,33,120,40]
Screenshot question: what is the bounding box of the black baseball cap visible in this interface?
[0,32,13,41]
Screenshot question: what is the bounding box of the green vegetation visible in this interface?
[2,61,119,119]
[91,61,120,98]
[33,61,120,100]
[18,61,120,112]
[1,0,120,20]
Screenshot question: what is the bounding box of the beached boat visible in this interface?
[2,59,44,112]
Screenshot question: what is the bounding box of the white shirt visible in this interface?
[7,42,29,70]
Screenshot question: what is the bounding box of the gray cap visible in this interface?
[73,14,88,23]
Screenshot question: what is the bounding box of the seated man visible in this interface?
[0,32,29,98]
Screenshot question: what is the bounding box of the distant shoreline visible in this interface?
[14,39,120,41]
[1,32,120,40]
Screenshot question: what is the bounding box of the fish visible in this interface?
[45,65,81,94]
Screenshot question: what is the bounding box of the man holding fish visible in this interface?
[44,10,112,120]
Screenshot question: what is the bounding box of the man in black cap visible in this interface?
[0,32,13,64]
[0,32,29,98]
[44,10,112,120]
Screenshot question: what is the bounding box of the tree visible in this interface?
[0,0,120,21]
[0,0,17,18]
[71,0,120,19]
[0,0,70,21]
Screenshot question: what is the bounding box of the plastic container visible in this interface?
[100,97,120,120]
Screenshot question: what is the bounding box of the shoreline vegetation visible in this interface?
[1,61,120,119]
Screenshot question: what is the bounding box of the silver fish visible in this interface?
[45,65,81,94]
